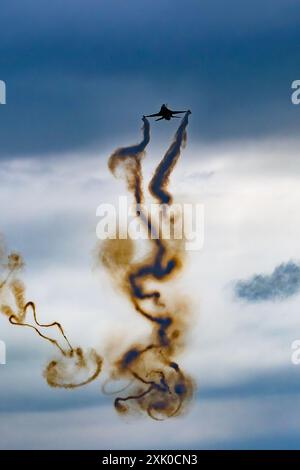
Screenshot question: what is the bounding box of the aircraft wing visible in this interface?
[145,112,161,117]
[171,110,186,114]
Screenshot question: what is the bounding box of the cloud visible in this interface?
[234,261,300,302]
[2,387,300,449]
[1,141,300,448]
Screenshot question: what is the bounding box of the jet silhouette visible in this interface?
[144,104,190,121]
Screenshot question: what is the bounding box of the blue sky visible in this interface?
[1,0,300,450]
[0,0,300,156]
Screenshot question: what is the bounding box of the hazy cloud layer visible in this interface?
[1,143,300,448]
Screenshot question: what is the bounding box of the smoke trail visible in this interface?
[0,245,103,388]
[0,111,193,420]
[108,116,150,209]
[101,112,194,419]
[149,111,191,204]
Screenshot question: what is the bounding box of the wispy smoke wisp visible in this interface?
[0,246,103,389]
[108,116,150,207]
[149,111,191,204]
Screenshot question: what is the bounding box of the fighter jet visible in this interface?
[144,104,190,121]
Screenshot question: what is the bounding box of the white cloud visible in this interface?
[1,137,300,448]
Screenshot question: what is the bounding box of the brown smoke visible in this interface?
[149,111,191,205]
[100,112,194,419]
[0,110,193,420]
[0,246,103,389]
[108,116,150,210]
